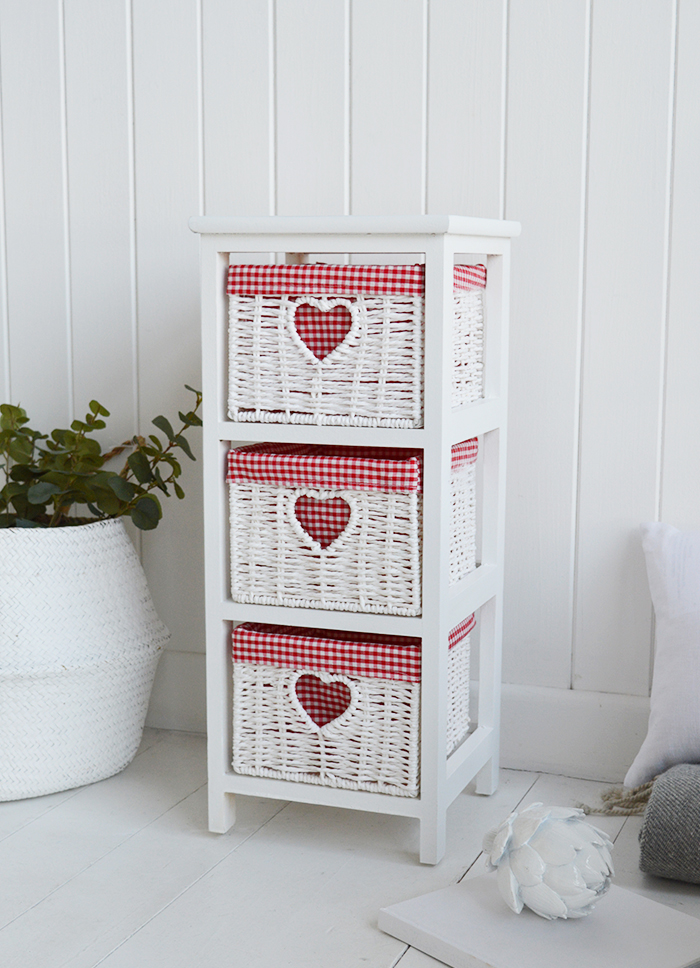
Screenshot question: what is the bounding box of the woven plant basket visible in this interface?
[0,518,170,800]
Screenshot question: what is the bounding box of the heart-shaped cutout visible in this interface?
[293,300,353,360]
[295,674,352,727]
[294,495,350,549]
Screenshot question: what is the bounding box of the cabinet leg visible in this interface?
[209,790,236,833]
[475,756,500,796]
[419,811,447,865]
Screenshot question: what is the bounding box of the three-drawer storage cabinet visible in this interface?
[190,215,519,864]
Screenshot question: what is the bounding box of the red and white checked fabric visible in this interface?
[294,674,352,727]
[294,494,350,548]
[231,618,477,682]
[228,441,477,491]
[227,442,423,493]
[226,263,486,296]
[293,302,353,360]
[232,623,423,681]
[452,438,479,471]
[449,613,476,648]
[452,265,487,290]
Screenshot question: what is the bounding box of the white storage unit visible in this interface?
[190,215,520,865]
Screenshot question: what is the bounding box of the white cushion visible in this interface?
[625,523,700,788]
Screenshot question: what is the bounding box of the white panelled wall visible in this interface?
[1,0,697,781]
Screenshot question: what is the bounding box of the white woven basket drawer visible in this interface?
[227,441,477,615]
[227,263,485,428]
[231,617,475,798]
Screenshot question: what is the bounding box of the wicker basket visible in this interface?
[231,616,475,797]
[227,263,485,428]
[0,519,170,800]
[227,440,478,615]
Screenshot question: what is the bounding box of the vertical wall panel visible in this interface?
[202,0,273,216]
[351,0,426,215]
[660,0,700,530]
[574,0,675,695]
[132,0,205,689]
[64,0,136,445]
[0,2,698,738]
[427,0,504,219]
[502,0,590,689]
[0,0,70,425]
[276,0,347,216]
[0,77,9,404]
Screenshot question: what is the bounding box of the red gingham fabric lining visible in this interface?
[294,494,351,548]
[233,623,422,680]
[227,441,477,491]
[451,438,479,470]
[293,302,353,360]
[294,675,352,726]
[227,442,423,493]
[226,263,486,296]
[452,265,487,290]
[449,614,476,647]
[231,618,476,681]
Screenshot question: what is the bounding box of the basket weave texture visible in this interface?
[227,441,477,615]
[227,263,485,428]
[0,519,170,800]
[231,617,474,797]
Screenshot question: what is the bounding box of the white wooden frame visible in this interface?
[189,215,520,865]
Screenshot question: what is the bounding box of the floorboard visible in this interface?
[0,730,697,968]
[0,730,206,931]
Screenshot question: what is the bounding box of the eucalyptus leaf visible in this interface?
[9,466,39,482]
[174,435,195,461]
[179,410,202,427]
[8,438,33,462]
[27,481,62,504]
[6,481,30,497]
[94,490,121,516]
[86,502,106,519]
[107,475,137,501]
[153,467,169,493]
[152,415,175,441]
[127,450,155,484]
[0,404,29,429]
[131,495,161,530]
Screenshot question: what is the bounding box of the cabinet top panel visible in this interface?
[189,214,521,239]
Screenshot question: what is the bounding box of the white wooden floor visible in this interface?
[2,729,698,968]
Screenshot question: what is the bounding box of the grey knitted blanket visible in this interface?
[639,763,700,884]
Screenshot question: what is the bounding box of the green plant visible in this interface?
[0,386,202,530]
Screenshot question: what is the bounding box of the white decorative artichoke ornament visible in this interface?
[483,802,614,920]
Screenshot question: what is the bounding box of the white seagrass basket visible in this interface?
[231,617,475,798]
[227,262,485,428]
[0,518,170,800]
[227,440,478,616]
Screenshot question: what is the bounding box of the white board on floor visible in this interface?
[379,875,700,968]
